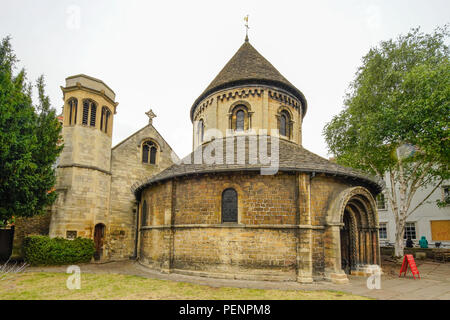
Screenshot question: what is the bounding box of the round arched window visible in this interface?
[198,120,204,144]
[222,188,238,223]
[236,110,245,132]
[279,110,291,138]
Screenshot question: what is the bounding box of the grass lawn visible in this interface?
[0,272,370,300]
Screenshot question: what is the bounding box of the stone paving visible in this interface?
[24,259,450,300]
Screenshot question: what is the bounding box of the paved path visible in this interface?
[25,259,450,300]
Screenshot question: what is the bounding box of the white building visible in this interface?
[377,177,450,248]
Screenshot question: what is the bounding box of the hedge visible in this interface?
[23,235,95,266]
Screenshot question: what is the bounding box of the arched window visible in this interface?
[236,110,245,131]
[280,113,287,136]
[82,99,97,127]
[230,104,250,132]
[142,140,157,165]
[90,104,96,127]
[82,100,89,125]
[142,200,147,226]
[222,188,238,223]
[278,110,291,138]
[198,120,204,144]
[100,106,111,134]
[68,98,77,125]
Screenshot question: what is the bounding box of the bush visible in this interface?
[23,235,95,266]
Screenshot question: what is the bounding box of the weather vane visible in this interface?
[244,14,249,42]
[145,109,156,125]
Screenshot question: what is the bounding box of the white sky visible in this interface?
[1,0,449,159]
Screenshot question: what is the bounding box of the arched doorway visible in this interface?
[94,223,105,261]
[338,192,379,274]
[340,210,353,273]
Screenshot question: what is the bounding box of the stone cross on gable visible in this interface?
[145,109,156,125]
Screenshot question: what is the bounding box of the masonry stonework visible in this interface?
[40,38,382,284]
[48,74,177,261]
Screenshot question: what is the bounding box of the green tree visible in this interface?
[0,36,63,226]
[323,26,450,257]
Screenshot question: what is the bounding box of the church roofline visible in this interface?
[112,123,180,162]
[132,137,383,199]
[189,41,308,122]
[65,74,116,95]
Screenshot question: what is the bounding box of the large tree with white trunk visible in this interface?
[324,26,449,257]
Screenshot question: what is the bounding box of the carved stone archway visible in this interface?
[325,186,380,282]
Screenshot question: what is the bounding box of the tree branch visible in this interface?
[407,179,444,217]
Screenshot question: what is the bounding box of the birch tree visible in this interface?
[323,26,450,257]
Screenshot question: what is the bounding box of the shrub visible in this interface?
[23,235,95,266]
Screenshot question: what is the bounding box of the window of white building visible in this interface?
[376,193,386,210]
[442,186,450,205]
[379,223,387,239]
[403,222,417,240]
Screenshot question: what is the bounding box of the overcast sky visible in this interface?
[1,0,449,159]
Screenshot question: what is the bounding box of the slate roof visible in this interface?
[132,136,383,197]
[190,41,308,121]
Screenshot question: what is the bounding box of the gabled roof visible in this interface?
[132,136,383,198]
[190,41,307,121]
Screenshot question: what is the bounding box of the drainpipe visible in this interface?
[131,201,140,260]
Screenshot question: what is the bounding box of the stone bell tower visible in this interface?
[49,75,118,249]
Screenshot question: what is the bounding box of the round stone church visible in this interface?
[132,39,383,283]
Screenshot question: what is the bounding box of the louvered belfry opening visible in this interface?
[82,100,90,125]
[68,98,77,125]
[82,99,97,127]
[100,106,111,134]
[90,102,96,127]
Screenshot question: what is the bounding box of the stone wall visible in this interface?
[12,211,52,258]
[171,172,297,225]
[137,171,370,281]
[109,124,177,260]
[49,166,111,240]
[193,86,303,149]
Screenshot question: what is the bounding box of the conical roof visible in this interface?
[190,41,307,121]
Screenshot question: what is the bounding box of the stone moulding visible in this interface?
[140,224,326,230]
[217,88,263,102]
[58,163,111,175]
[268,90,301,111]
[61,85,119,114]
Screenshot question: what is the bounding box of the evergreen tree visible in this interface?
[0,36,63,226]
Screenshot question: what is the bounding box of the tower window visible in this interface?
[278,109,292,138]
[68,98,77,125]
[198,120,204,144]
[82,101,89,125]
[90,104,96,127]
[236,110,245,131]
[222,188,238,223]
[142,140,158,165]
[100,106,111,134]
[230,105,250,132]
[82,99,97,127]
